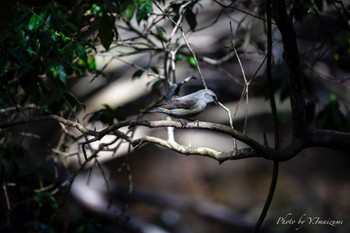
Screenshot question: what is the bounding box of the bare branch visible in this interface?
[132,135,256,163]
[0,115,98,137]
[2,115,350,163]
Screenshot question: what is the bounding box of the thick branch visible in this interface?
[272,0,307,137]
[1,116,350,162]
[131,136,256,163]
[307,129,350,153]
[128,120,265,150]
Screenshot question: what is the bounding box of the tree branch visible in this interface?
[307,129,350,153]
[1,115,350,163]
[272,0,307,137]
[131,135,256,163]
[0,115,97,136]
[253,1,280,232]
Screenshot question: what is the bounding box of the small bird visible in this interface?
[148,89,218,118]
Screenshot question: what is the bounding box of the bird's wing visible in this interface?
[159,97,197,110]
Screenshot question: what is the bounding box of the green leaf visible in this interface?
[92,4,102,16]
[125,4,135,21]
[185,10,197,31]
[98,13,117,51]
[50,64,67,86]
[34,192,59,209]
[76,42,87,62]
[176,53,185,61]
[334,53,340,62]
[87,55,97,71]
[329,93,337,102]
[155,26,167,42]
[57,65,67,86]
[187,56,197,68]
[47,193,59,209]
[28,14,41,31]
[136,0,153,24]
[43,13,51,31]
[28,11,47,31]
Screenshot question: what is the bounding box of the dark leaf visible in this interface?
[132,69,145,79]
[64,91,85,112]
[98,13,117,51]
[0,143,29,178]
[316,95,350,130]
[76,42,87,62]
[148,78,162,91]
[176,53,185,61]
[306,101,316,124]
[7,48,33,69]
[40,89,64,112]
[150,66,159,74]
[155,25,167,42]
[185,10,197,31]
[0,51,6,75]
[88,105,125,125]
[279,84,289,102]
[136,0,153,24]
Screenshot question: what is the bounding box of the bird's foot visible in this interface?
[178,118,188,128]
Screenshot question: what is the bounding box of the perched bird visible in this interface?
[148,89,218,118]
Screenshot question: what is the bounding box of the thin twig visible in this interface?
[1,163,11,227]
[168,1,192,40]
[253,1,280,232]
[218,101,237,151]
[181,30,208,89]
[253,161,279,233]
[232,41,250,134]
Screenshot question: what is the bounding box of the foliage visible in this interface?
[1,3,90,113]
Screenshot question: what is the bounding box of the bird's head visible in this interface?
[203,89,218,105]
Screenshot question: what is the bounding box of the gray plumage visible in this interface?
[148,89,218,118]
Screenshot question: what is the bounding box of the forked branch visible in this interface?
[1,115,350,163]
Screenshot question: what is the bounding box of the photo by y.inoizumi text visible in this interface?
[276,213,344,231]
